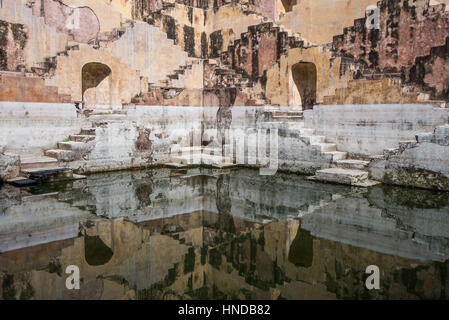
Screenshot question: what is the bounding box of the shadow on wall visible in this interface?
[291,62,317,110]
[82,63,112,109]
[280,0,298,12]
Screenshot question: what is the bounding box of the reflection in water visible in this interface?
[0,168,449,300]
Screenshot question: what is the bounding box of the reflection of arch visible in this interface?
[291,62,317,110]
[84,235,113,266]
[82,63,112,109]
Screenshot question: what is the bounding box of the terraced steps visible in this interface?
[69,135,96,143]
[324,151,348,162]
[45,127,97,162]
[335,159,370,170]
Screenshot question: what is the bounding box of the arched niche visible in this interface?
[291,61,317,110]
[82,62,112,109]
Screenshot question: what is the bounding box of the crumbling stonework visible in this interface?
[370,124,449,190]
[0,21,27,71]
[0,147,20,182]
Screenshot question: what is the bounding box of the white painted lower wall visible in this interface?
[0,102,84,154]
[2,103,449,190]
[304,104,449,156]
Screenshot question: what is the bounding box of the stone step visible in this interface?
[273,111,303,117]
[19,155,58,170]
[398,140,418,149]
[336,159,370,170]
[286,122,305,130]
[45,149,76,162]
[272,115,303,120]
[80,128,96,135]
[310,168,369,186]
[323,151,348,162]
[57,141,87,151]
[178,146,203,154]
[69,135,96,143]
[299,128,315,135]
[89,114,127,121]
[170,153,232,165]
[299,135,326,144]
[314,143,337,152]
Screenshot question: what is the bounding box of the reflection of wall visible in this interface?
[2,170,449,299]
[0,191,90,253]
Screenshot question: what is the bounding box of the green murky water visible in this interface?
[1,168,449,300]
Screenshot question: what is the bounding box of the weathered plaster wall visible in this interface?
[61,0,132,32]
[304,104,449,156]
[0,20,27,71]
[104,21,189,86]
[266,46,349,106]
[0,1,69,72]
[46,44,146,106]
[333,0,449,71]
[331,0,449,102]
[0,73,71,103]
[277,0,375,44]
[66,106,204,172]
[32,0,100,43]
[0,102,84,154]
[370,124,449,190]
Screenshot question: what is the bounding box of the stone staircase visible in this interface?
[87,19,135,49]
[264,121,378,186]
[140,0,311,56]
[0,0,69,72]
[155,58,203,88]
[328,0,449,107]
[305,122,449,187]
[262,107,304,121]
[44,127,97,162]
[219,21,308,69]
[5,119,99,186]
[0,71,72,103]
[219,3,309,49]
[6,10,192,102]
[104,21,190,87]
[204,58,271,105]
